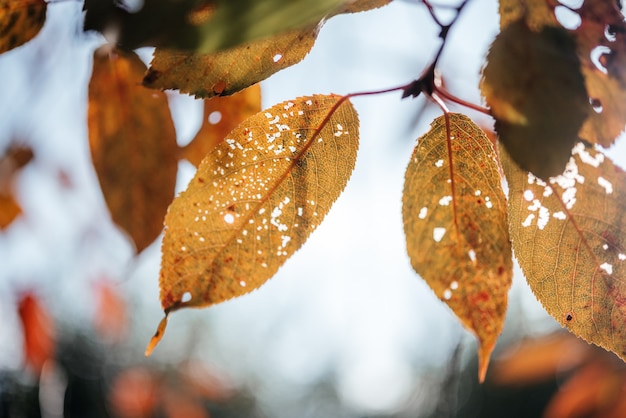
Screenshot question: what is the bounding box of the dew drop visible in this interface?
[182,292,192,302]
[443,289,452,300]
[224,213,235,224]
[239,280,246,287]
[273,53,283,62]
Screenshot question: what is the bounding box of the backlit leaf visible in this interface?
[500,141,626,362]
[481,19,590,179]
[572,0,626,147]
[494,0,626,163]
[0,145,33,229]
[88,46,178,253]
[18,292,55,374]
[402,113,512,382]
[143,26,319,98]
[147,95,359,354]
[143,0,392,98]
[182,84,262,166]
[84,0,343,53]
[0,0,46,54]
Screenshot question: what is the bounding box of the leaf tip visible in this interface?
[477,341,496,383]
[145,314,168,357]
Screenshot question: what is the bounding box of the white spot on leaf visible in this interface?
[433,227,446,242]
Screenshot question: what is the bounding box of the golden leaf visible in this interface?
[181,84,262,167]
[500,141,626,362]
[147,95,359,354]
[143,0,392,98]
[402,113,512,382]
[143,26,319,98]
[0,0,46,54]
[88,46,178,253]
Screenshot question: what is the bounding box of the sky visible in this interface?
[2,0,623,416]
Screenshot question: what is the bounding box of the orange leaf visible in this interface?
[181,84,262,167]
[0,145,33,229]
[490,333,591,386]
[93,278,128,343]
[402,113,512,382]
[88,46,178,253]
[108,367,158,418]
[18,292,55,374]
[0,0,46,53]
[500,142,626,362]
[146,95,359,354]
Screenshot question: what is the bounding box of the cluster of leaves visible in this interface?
[2,0,626,383]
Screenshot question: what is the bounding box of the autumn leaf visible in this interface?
[493,0,626,171]
[572,1,626,148]
[143,26,319,98]
[0,0,46,54]
[182,84,262,166]
[18,292,55,374]
[88,46,178,253]
[85,0,346,53]
[402,113,512,382]
[146,94,359,354]
[500,141,626,363]
[0,145,33,229]
[481,19,590,179]
[143,0,392,98]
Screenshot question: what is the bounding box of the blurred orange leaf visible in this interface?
[108,367,158,418]
[88,46,178,253]
[490,333,591,386]
[402,113,512,382]
[0,145,33,229]
[182,84,262,167]
[93,278,128,343]
[18,292,55,374]
[0,0,46,53]
[146,94,359,354]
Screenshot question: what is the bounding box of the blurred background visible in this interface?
[2,0,626,417]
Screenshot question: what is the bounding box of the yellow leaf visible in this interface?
[148,95,359,353]
[0,0,46,54]
[402,113,512,382]
[143,26,319,98]
[500,141,626,363]
[181,84,262,167]
[143,0,392,98]
[88,46,178,253]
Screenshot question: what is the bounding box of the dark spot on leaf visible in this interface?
[566,313,573,321]
[497,265,505,275]
[142,70,161,86]
[198,177,205,184]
